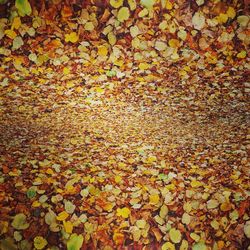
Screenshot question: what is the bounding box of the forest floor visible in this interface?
[0,63,249,250]
[0,1,250,249]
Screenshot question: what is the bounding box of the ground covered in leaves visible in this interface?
[0,0,250,249]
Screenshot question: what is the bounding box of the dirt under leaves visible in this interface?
[0,0,250,250]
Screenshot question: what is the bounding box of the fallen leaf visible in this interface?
[220,202,232,212]
[182,213,191,225]
[192,242,207,250]
[67,233,83,250]
[149,194,160,204]
[190,180,203,188]
[12,36,24,50]
[15,0,32,17]
[117,7,130,22]
[207,199,219,209]
[11,214,29,230]
[113,232,124,245]
[33,236,47,250]
[237,50,247,59]
[57,211,69,221]
[244,221,250,238]
[4,29,17,39]
[63,220,73,234]
[136,219,147,229]
[11,17,21,30]
[162,242,175,250]
[192,12,206,30]
[116,207,131,218]
[110,0,123,8]
[169,228,182,243]
[65,32,79,43]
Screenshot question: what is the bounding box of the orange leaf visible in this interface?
[113,232,124,245]
[61,5,73,18]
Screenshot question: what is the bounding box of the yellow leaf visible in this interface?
[32,201,41,207]
[162,0,173,10]
[169,228,182,243]
[63,67,70,75]
[190,180,203,188]
[180,239,189,250]
[217,13,228,23]
[65,32,79,43]
[95,87,104,93]
[136,219,147,229]
[168,39,180,48]
[117,7,130,22]
[118,162,127,168]
[57,211,69,221]
[12,17,21,30]
[139,62,150,70]
[98,45,108,56]
[4,29,17,39]
[46,168,54,175]
[138,8,148,17]
[220,202,232,212]
[226,7,236,19]
[67,81,75,88]
[113,232,124,245]
[108,32,117,46]
[182,213,191,225]
[0,221,8,235]
[75,86,83,93]
[166,0,173,9]
[84,22,95,31]
[103,202,114,212]
[149,194,160,204]
[34,236,48,250]
[110,0,124,8]
[116,207,131,218]
[177,30,187,41]
[190,233,200,242]
[146,155,157,163]
[210,219,219,230]
[237,50,247,59]
[162,242,175,250]
[165,184,175,191]
[63,220,73,234]
[115,175,122,183]
[128,0,136,10]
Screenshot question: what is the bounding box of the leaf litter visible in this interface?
[0,0,249,249]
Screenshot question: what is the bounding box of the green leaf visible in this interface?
[106,70,116,77]
[19,240,32,250]
[192,242,207,250]
[11,214,29,230]
[67,234,84,250]
[140,0,155,8]
[15,0,32,17]
[27,187,36,199]
[158,173,168,180]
